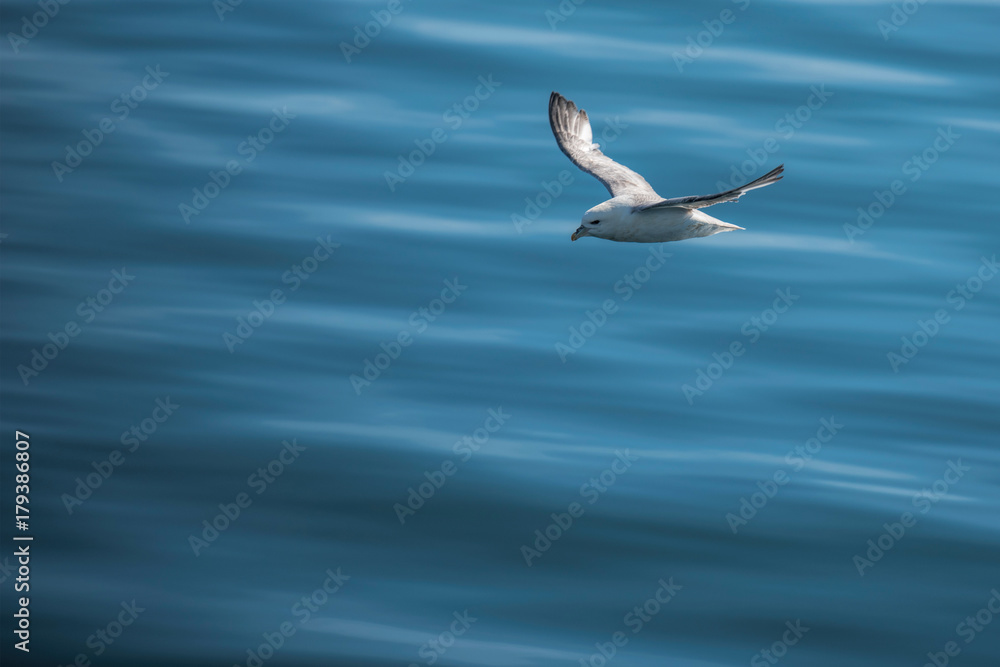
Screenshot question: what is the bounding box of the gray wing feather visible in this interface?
[635,164,784,211]
[549,92,656,198]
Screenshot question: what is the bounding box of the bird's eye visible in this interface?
[590,220,600,225]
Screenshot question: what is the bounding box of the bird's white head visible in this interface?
[571,199,629,241]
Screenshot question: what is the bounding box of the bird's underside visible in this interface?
[548,91,784,243]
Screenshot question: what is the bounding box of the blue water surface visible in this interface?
[2,1,999,665]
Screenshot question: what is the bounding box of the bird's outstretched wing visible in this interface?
[635,165,784,211]
[549,92,656,198]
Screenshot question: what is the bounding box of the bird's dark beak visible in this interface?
[571,226,588,241]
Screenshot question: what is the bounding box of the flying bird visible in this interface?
[549,92,783,243]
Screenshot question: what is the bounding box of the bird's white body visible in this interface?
[548,92,783,244]
[581,198,743,244]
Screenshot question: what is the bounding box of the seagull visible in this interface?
[549,92,783,243]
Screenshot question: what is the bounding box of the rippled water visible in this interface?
[2,1,999,665]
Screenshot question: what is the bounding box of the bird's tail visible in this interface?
[691,209,744,234]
